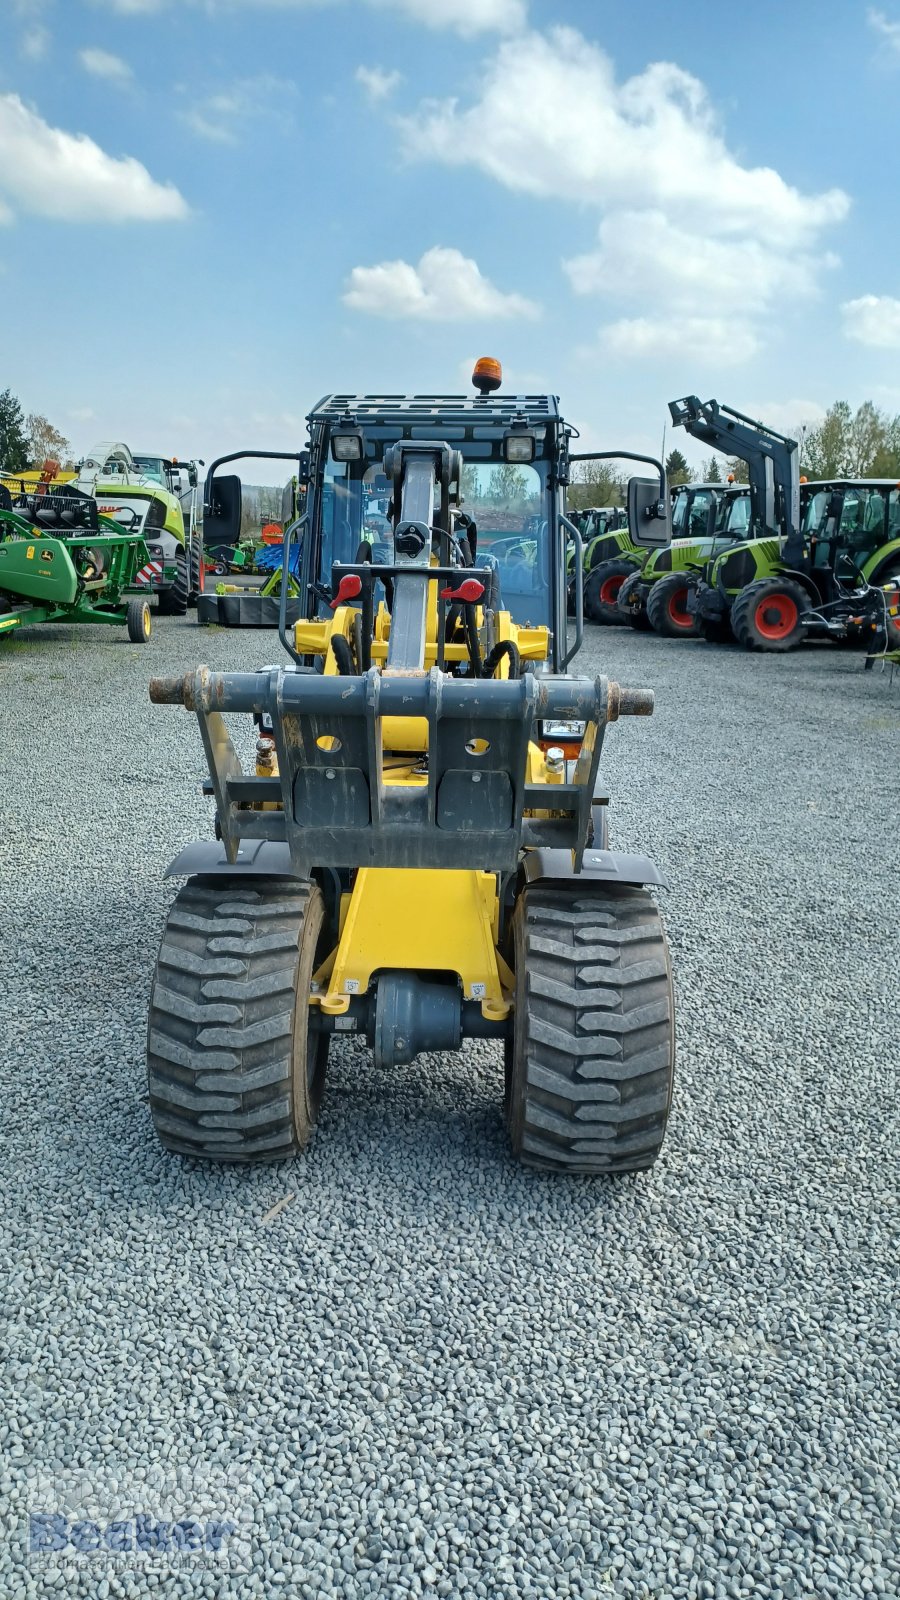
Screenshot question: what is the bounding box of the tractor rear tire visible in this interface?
[584,558,639,625]
[127,598,152,643]
[646,574,702,638]
[157,551,189,616]
[147,878,329,1162]
[187,539,203,608]
[732,577,810,651]
[505,884,674,1174]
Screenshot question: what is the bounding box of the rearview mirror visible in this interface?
[204,473,242,547]
[627,476,671,548]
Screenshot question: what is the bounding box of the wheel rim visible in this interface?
[667,587,693,628]
[755,594,798,640]
[599,574,624,605]
[142,606,151,639]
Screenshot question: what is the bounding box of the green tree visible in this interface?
[802,401,852,478]
[486,463,530,506]
[703,456,722,483]
[0,388,29,473]
[665,448,690,486]
[25,412,71,470]
[567,460,625,512]
[726,457,749,483]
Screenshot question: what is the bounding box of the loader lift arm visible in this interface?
[669,396,801,555]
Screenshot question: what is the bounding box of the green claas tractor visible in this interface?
[697,479,900,651]
[617,482,751,636]
[75,442,204,615]
[572,508,645,624]
[143,361,677,1175]
[0,477,153,642]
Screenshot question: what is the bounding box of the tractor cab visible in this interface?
[802,481,900,584]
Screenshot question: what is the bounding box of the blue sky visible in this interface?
[1,0,899,477]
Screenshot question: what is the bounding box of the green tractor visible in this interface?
[694,478,900,651]
[617,481,751,636]
[570,506,645,624]
[0,477,153,642]
[75,442,204,614]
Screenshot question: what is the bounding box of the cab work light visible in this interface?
[331,427,365,463]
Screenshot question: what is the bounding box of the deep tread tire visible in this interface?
[126,598,151,643]
[187,539,203,607]
[583,558,639,624]
[731,577,810,651]
[505,884,674,1174]
[147,878,329,1161]
[646,573,702,638]
[157,550,189,616]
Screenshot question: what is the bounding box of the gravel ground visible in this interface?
[0,614,897,1600]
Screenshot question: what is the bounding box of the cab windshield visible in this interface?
[132,456,167,487]
[320,448,550,627]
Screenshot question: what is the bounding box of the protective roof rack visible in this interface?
[308,393,560,427]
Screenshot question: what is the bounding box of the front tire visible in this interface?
[646,573,702,638]
[147,878,329,1161]
[157,550,189,616]
[126,598,151,643]
[732,577,810,651]
[505,884,674,1174]
[187,539,203,607]
[583,558,639,625]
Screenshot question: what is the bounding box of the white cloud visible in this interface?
[842,293,900,348]
[600,315,760,364]
[397,27,848,362]
[21,24,51,59]
[343,245,539,321]
[179,75,295,144]
[401,30,847,238]
[867,8,900,54]
[0,93,188,222]
[95,0,525,31]
[355,65,402,102]
[369,0,526,35]
[78,47,134,83]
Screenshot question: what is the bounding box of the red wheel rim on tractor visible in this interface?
[600,574,625,605]
[755,593,798,641]
[667,587,693,629]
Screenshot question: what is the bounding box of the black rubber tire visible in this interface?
[187,539,203,608]
[646,573,702,638]
[504,884,674,1174]
[147,878,329,1161]
[627,609,653,632]
[583,558,639,625]
[126,598,151,643]
[157,550,189,616]
[731,576,810,652]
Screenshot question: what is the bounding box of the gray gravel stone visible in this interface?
[0,616,897,1600]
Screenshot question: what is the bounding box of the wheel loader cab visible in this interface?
[304,392,564,660]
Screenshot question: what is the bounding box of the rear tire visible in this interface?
[505,884,674,1174]
[583,558,639,625]
[157,550,189,616]
[646,573,702,638]
[126,598,151,643]
[147,878,329,1161]
[732,577,810,651]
